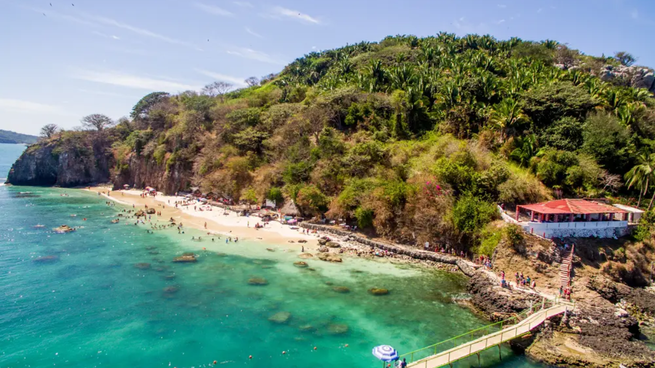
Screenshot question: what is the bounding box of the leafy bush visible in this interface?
[354,207,374,228]
[296,185,329,216]
[451,193,498,236]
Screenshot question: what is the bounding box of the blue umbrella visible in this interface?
[372,345,399,362]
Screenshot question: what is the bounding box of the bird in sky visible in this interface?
[43,12,46,16]
[72,3,74,6]
[50,2,52,6]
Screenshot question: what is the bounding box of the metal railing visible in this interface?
[401,300,570,367]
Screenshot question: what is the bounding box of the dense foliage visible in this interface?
[40,33,655,251]
[0,129,37,144]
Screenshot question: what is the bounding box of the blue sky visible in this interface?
[0,0,653,135]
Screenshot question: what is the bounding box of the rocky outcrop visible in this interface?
[112,153,193,194]
[600,65,655,93]
[7,137,113,187]
[300,223,478,276]
[467,271,541,318]
[526,296,655,367]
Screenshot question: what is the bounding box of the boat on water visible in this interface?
[33,224,45,228]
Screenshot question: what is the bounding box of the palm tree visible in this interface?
[489,98,528,141]
[625,153,655,208]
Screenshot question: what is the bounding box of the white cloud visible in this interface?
[194,2,234,17]
[73,70,201,92]
[226,47,286,65]
[77,89,140,99]
[497,4,507,8]
[0,98,69,115]
[496,19,506,24]
[92,31,120,40]
[80,13,197,48]
[233,1,253,8]
[195,69,247,87]
[268,6,320,24]
[245,27,263,38]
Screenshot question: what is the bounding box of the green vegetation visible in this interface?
[0,129,37,144]
[34,33,655,252]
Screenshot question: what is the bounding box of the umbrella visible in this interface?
[372,345,399,362]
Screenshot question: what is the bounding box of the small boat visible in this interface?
[33,224,45,228]
[70,214,77,217]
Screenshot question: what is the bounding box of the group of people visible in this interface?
[498,270,536,290]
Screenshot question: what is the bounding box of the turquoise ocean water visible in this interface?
[0,143,545,368]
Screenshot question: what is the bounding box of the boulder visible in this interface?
[299,324,316,332]
[293,261,309,268]
[268,311,291,324]
[33,255,59,263]
[248,277,268,286]
[53,225,75,233]
[318,239,328,246]
[135,210,146,217]
[326,241,341,248]
[332,286,351,293]
[163,286,179,294]
[368,288,389,296]
[318,246,329,253]
[173,254,197,263]
[146,208,156,215]
[317,253,342,263]
[134,262,151,269]
[328,323,349,335]
[298,253,314,259]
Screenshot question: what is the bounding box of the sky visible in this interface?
[0,0,653,135]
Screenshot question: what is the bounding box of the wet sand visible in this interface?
[86,187,320,251]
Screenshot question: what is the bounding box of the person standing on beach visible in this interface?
[204,222,207,229]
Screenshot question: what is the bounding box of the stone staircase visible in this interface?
[559,244,575,289]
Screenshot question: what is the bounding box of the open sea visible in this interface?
[0,143,546,368]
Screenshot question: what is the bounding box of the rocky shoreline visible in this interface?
[301,223,655,368]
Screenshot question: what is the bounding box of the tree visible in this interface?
[245,76,260,87]
[130,92,169,120]
[296,185,329,216]
[240,188,258,206]
[614,51,636,67]
[81,114,114,131]
[202,81,232,98]
[581,112,632,174]
[625,153,655,208]
[40,124,59,139]
[490,98,528,141]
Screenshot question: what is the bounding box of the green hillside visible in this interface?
[0,129,37,144]
[32,33,655,252]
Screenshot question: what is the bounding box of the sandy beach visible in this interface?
[87,187,321,249]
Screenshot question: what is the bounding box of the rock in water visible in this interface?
[248,277,268,286]
[173,254,197,263]
[332,286,350,293]
[53,224,75,233]
[293,261,309,268]
[135,210,146,217]
[326,241,340,248]
[146,208,156,214]
[163,285,179,294]
[317,253,342,263]
[268,311,291,324]
[369,288,389,296]
[134,262,151,269]
[299,324,316,332]
[298,253,314,259]
[328,323,349,335]
[33,255,59,263]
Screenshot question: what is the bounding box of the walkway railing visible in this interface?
[402,300,571,367]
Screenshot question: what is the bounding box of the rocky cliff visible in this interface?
[111,153,193,194]
[7,136,113,187]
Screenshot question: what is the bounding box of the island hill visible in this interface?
[0,129,37,144]
[7,33,655,366]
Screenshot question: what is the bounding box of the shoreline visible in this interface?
[84,187,477,274]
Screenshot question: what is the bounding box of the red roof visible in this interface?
[517,199,626,215]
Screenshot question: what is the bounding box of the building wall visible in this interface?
[522,222,630,239]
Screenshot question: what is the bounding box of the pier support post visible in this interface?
[498,345,502,361]
[477,352,481,367]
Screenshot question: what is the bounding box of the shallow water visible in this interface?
[0,143,547,368]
